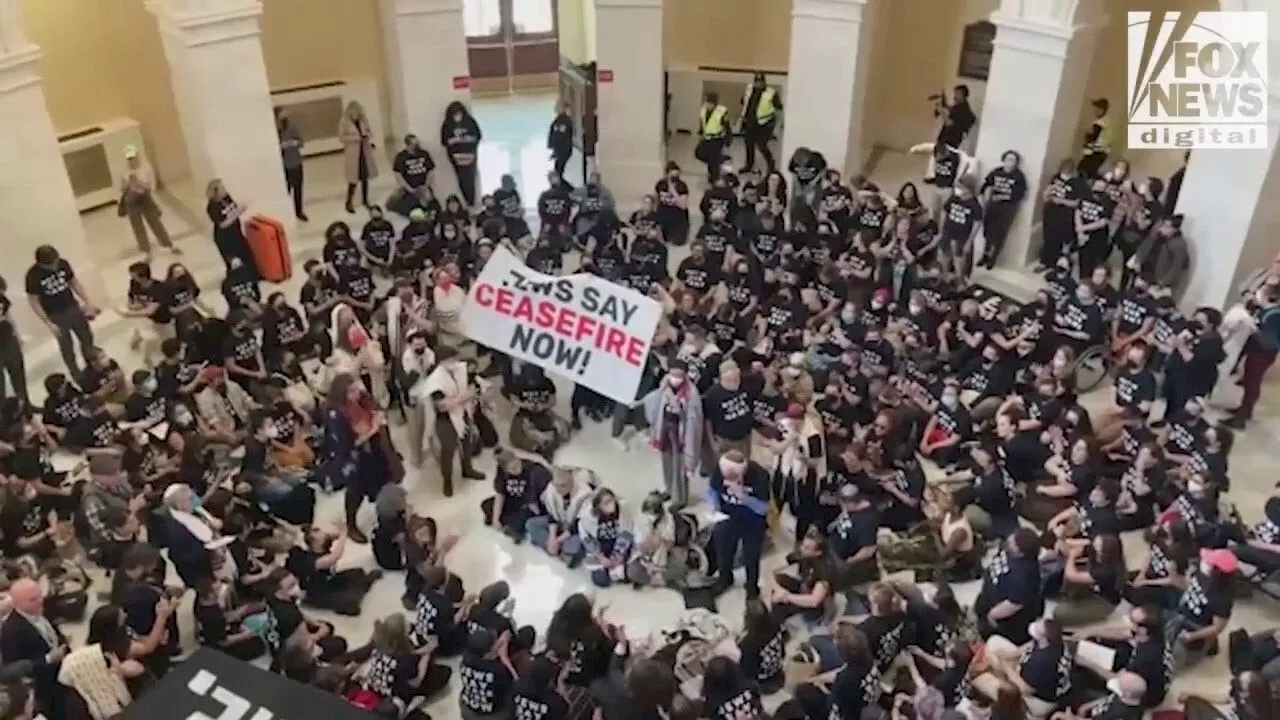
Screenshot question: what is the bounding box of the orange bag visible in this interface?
[245,215,292,283]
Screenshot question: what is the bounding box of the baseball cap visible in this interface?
[1200,547,1238,574]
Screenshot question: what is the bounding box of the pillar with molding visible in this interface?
[1177,0,1280,310]
[151,0,293,234]
[972,0,1101,270]
[593,0,665,203]
[780,0,871,177]
[0,0,103,336]
[380,0,471,199]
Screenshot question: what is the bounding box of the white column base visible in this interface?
[781,0,868,175]
[973,14,1099,269]
[154,0,294,236]
[0,46,103,335]
[382,0,471,200]
[594,0,664,209]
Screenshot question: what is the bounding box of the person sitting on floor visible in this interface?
[362,612,452,711]
[527,465,594,567]
[412,566,468,658]
[507,364,570,461]
[262,567,349,669]
[481,451,549,543]
[458,627,518,720]
[286,524,382,616]
[578,488,636,588]
[191,572,266,662]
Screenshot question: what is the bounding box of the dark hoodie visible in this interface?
[441,101,482,163]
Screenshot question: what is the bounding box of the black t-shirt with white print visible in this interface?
[25,259,78,316]
[393,148,435,189]
[981,166,1027,204]
[942,195,982,241]
[459,651,514,714]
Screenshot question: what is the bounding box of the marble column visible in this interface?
[380,0,471,198]
[780,0,871,176]
[972,0,1102,269]
[594,0,665,204]
[0,0,103,335]
[152,0,293,234]
[1176,0,1280,310]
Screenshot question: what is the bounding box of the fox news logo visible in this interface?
[1127,11,1269,149]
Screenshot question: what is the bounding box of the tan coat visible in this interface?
[339,115,378,183]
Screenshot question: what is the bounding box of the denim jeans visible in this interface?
[589,531,634,587]
[525,515,585,565]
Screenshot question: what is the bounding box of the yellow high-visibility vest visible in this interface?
[1086,117,1113,154]
[743,86,778,124]
[700,105,728,139]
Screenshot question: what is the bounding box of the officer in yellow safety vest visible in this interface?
[740,73,781,174]
[1079,97,1113,178]
[697,91,730,181]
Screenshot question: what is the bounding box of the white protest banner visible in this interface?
[461,246,662,404]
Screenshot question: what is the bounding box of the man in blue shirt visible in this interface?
[708,449,770,599]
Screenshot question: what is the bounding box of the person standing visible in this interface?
[708,450,769,599]
[1225,284,1280,430]
[642,359,703,508]
[0,276,27,406]
[934,84,976,149]
[977,150,1027,269]
[1,579,69,719]
[25,245,99,376]
[277,109,307,222]
[739,73,781,174]
[1078,98,1113,178]
[547,101,575,179]
[1131,214,1190,299]
[118,145,177,258]
[204,179,256,275]
[697,91,730,182]
[441,101,482,207]
[339,100,378,214]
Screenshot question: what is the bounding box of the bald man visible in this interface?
[1060,671,1146,720]
[0,579,67,715]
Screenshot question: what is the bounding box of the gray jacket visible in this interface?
[642,385,702,465]
[1137,230,1191,296]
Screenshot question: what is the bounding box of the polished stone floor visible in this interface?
[41,92,1280,717]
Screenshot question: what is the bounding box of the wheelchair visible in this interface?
[1067,307,1119,394]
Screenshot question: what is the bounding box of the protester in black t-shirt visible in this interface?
[793,626,880,720]
[458,627,517,718]
[25,245,99,376]
[940,177,983,277]
[481,451,549,542]
[975,527,1043,643]
[978,150,1028,268]
[442,101,482,206]
[512,655,570,720]
[701,656,764,720]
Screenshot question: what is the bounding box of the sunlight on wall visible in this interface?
[663,0,791,70]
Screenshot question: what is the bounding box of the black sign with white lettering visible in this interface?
[119,647,370,720]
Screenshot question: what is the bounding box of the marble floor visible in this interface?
[37,92,1280,718]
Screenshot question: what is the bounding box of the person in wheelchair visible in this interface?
[1052,279,1106,359]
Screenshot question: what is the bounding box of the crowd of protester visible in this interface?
[0,90,1276,720]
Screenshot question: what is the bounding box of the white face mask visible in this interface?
[142,379,158,394]
[1029,622,1046,642]
[908,304,923,314]
[264,426,280,440]
[1188,480,1205,494]
[1105,678,1122,696]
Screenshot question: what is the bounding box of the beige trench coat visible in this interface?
[338,116,379,184]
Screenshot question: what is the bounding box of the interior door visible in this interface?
[465,0,559,94]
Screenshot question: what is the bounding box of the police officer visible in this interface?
[697,91,730,182]
[1079,98,1112,178]
[708,449,770,598]
[740,73,781,174]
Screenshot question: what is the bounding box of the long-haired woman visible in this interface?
[323,373,401,543]
[339,100,378,214]
[441,101,483,206]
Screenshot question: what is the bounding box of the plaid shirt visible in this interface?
[81,478,136,543]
